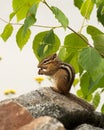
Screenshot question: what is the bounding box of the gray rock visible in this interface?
[74,124,104,130]
[14,87,104,129]
[1,87,104,129]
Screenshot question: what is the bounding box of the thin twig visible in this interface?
[42,0,92,47]
[0,17,8,23]
[42,0,52,10]
[0,17,62,28]
[0,17,92,47]
[78,18,86,33]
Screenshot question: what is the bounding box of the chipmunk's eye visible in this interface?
[43,59,51,64]
[43,59,49,64]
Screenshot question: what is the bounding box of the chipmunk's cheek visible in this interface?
[38,68,46,75]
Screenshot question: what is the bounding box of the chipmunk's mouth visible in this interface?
[38,67,47,75]
[38,66,47,70]
[38,68,47,72]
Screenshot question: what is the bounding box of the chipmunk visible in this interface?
[38,53,94,111]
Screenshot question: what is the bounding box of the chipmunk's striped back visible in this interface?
[60,63,75,91]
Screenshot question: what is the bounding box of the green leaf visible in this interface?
[79,47,101,71]
[9,12,16,21]
[92,92,100,109]
[32,30,60,61]
[90,79,100,92]
[76,89,83,98]
[80,72,102,98]
[87,25,104,56]
[80,72,99,101]
[101,6,104,15]
[87,25,103,36]
[62,33,88,72]
[1,23,13,41]
[64,33,88,49]
[89,75,104,94]
[12,0,40,21]
[74,0,84,9]
[97,4,104,26]
[101,88,104,92]
[78,47,104,80]
[101,104,104,113]
[86,94,93,102]
[23,3,38,36]
[80,72,90,97]
[80,0,94,19]
[79,64,84,75]
[93,34,104,56]
[58,47,67,61]
[93,0,104,7]
[43,29,55,43]
[79,48,104,95]
[51,6,69,29]
[73,78,80,86]
[76,88,93,101]
[16,26,31,50]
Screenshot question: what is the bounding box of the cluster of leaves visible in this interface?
[0,0,104,112]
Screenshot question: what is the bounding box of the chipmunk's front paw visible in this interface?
[38,69,44,75]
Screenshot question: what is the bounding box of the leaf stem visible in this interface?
[0,17,8,23]
[79,18,86,33]
[0,17,62,28]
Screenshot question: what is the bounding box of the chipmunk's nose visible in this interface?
[37,64,40,68]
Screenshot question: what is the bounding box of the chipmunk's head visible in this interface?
[37,53,61,75]
[38,53,57,68]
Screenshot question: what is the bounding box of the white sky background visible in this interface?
[0,0,103,111]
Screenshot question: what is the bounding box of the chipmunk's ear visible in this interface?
[52,53,57,59]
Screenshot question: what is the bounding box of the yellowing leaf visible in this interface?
[16,26,31,50]
[1,23,13,41]
[80,0,94,19]
[12,0,40,21]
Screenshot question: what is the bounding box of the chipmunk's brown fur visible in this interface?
[38,53,75,94]
[38,53,94,111]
